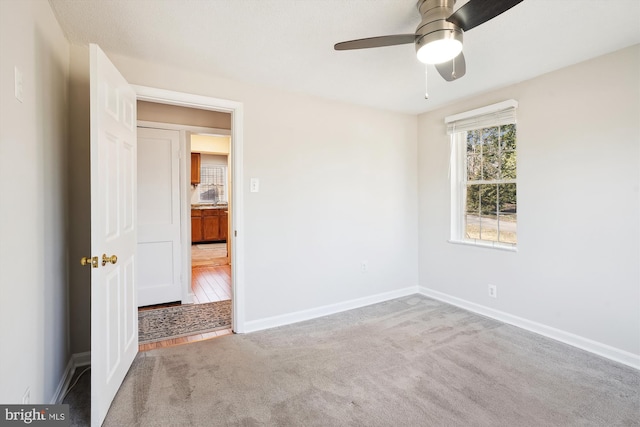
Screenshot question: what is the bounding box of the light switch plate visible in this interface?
[250,178,259,193]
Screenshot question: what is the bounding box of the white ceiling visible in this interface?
[49,0,640,115]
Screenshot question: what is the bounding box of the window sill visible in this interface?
[448,239,518,253]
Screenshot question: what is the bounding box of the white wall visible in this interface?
[67,47,419,350]
[0,0,70,403]
[137,100,231,129]
[129,56,420,322]
[191,134,230,154]
[200,154,228,166]
[417,45,640,360]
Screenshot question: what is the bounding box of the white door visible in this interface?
[136,127,182,306]
[89,44,138,427]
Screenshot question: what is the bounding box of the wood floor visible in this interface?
[192,264,232,303]
[139,263,232,351]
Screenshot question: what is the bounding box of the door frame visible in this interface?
[133,85,246,333]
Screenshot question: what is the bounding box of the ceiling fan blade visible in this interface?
[334,34,416,51]
[447,0,524,32]
[435,52,466,82]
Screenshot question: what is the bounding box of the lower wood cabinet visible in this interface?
[219,211,228,240]
[191,212,203,242]
[202,209,221,241]
[191,208,228,243]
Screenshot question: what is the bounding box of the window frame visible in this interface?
[198,164,228,204]
[447,100,518,252]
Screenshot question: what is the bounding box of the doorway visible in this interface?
[189,134,232,306]
[136,126,234,349]
[133,86,246,346]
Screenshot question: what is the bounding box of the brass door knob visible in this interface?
[102,254,118,266]
[81,256,99,268]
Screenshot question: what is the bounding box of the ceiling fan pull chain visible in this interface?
[452,56,457,79]
[425,65,429,99]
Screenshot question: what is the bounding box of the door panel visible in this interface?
[89,44,138,427]
[137,127,182,306]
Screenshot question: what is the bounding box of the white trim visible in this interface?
[133,84,246,333]
[133,86,242,112]
[418,287,640,370]
[184,291,196,304]
[51,359,74,404]
[244,286,419,333]
[180,129,191,304]
[185,130,193,302]
[229,105,245,333]
[137,120,230,136]
[73,351,92,367]
[445,99,518,123]
[52,352,92,404]
[447,239,518,252]
[450,133,464,240]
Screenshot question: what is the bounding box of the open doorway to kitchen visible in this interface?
[189,134,232,304]
[135,98,239,351]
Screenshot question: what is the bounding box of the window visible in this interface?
[447,100,517,249]
[198,165,227,203]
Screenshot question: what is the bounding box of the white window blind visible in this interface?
[445,99,518,134]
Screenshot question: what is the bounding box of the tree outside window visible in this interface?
[464,124,517,245]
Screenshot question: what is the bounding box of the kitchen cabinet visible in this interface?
[191,209,203,242]
[219,210,228,240]
[191,208,228,243]
[202,209,221,241]
[190,153,201,185]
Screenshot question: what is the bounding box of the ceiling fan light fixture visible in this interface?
[416,30,463,64]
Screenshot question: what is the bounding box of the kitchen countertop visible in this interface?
[191,205,228,210]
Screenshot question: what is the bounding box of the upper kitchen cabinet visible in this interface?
[191,152,201,185]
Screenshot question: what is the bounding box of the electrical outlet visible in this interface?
[361,261,368,273]
[22,387,30,404]
[488,284,497,299]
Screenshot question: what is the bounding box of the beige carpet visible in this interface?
[103,295,639,426]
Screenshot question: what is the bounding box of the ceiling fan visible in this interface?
[334,0,524,82]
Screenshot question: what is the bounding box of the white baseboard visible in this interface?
[72,351,91,367]
[50,358,74,404]
[244,286,419,333]
[52,351,91,404]
[418,286,640,370]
